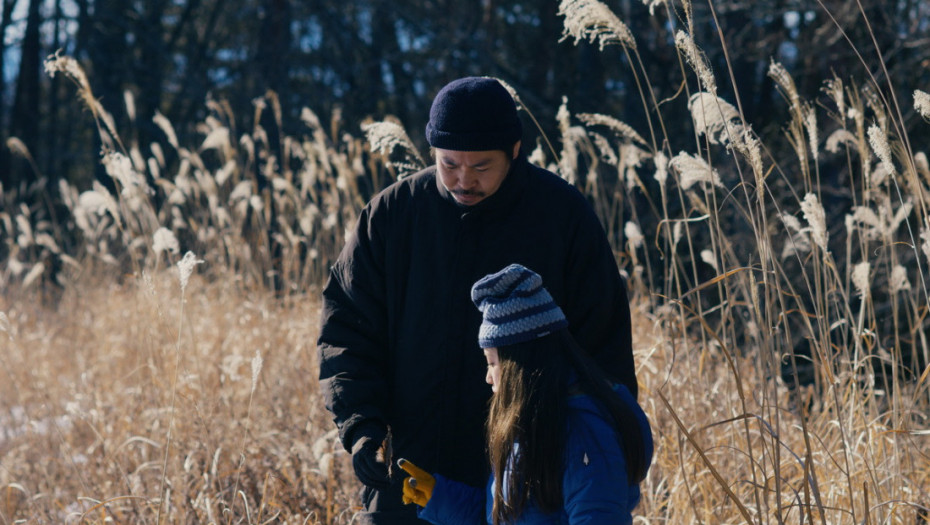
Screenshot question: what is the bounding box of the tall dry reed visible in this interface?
[1,0,929,523]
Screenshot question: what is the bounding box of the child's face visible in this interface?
[484,348,501,393]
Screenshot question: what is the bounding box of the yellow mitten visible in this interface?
[397,458,435,507]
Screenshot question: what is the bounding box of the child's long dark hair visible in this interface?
[486,329,647,525]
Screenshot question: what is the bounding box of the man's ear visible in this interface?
[511,141,521,160]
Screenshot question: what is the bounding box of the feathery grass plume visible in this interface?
[916,151,929,172]
[0,311,11,340]
[804,105,819,162]
[153,227,180,255]
[43,50,91,94]
[15,212,33,247]
[863,84,888,132]
[361,120,426,178]
[871,162,892,187]
[153,111,179,150]
[35,233,60,254]
[890,199,913,235]
[780,212,812,259]
[492,78,525,111]
[738,129,764,184]
[251,350,263,395]
[142,270,157,299]
[781,212,803,234]
[641,0,667,15]
[200,126,230,153]
[669,151,723,190]
[921,215,930,261]
[847,206,882,240]
[824,77,846,118]
[44,51,121,150]
[916,152,930,187]
[103,151,150,195]
[177,251,204,293]
[558,0,636,51]
[825,129,858,153]
[619,143,648,190]
[556,97,579,185]
[800,193,828,251]
[22,262,45,289]
[688,92,740,145]
[768,61,801,112]
[576,113,648,147]
[914,89,930,120]
[889,265,911,293]
[590,132,618,166]
[653,151,668,188]
[147,156,161,180]
[215,159,237,186]
[625,221,644,250]
[124,89,136,122]
[528,142,548,168]
[867,124,896,177]
[700,249,717,271]
[78,182,122,228]
[852,261,871,298]
[675,31,717,94]
[6,137,33,162]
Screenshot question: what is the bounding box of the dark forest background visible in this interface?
[1,0,928,201]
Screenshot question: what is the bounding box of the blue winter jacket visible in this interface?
[417,383,653,525]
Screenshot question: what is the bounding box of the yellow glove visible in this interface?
[398,458,435,507]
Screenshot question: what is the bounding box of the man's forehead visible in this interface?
[436,149,500,165]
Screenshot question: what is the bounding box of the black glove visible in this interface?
[350,421,390,489]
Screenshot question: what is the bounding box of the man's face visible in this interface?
[435,142,520,206]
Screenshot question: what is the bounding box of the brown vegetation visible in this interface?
[1,0,929,523]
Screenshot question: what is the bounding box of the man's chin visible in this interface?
[453,193,485,206]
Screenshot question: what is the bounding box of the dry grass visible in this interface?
[2,0,930,523]
[2,262,926,523]
[0,271,362,524]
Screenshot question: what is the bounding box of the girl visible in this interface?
[399,263,652,524]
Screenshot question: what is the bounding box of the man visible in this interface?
[317,76,637,524]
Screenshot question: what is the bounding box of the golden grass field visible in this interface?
[1,262,928,523]
[2,0,930,522]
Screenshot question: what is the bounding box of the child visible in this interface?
[399,263,653,524]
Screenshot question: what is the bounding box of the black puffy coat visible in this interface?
[317,155,636,524]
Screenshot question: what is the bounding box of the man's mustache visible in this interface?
[453,189,484,197]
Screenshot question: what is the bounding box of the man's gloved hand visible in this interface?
[350,421,390,489]
[398,458,435,507]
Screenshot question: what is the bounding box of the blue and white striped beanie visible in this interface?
[471,264,569,349]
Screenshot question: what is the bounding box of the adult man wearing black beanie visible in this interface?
[318,76,637,524]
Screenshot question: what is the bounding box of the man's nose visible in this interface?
[459,169,477,188]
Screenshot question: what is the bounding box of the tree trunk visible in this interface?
[9,0,42,185]
[0,0,20,189]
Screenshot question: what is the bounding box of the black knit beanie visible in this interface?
[425,77,522,152]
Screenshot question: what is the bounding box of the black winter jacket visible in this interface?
[317,155,636,523]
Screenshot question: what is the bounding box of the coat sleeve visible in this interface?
[417,474,487,525]
[317,202,391,451]
[564,195,638,399]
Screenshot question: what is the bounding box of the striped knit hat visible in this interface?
[471,264,568,349]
